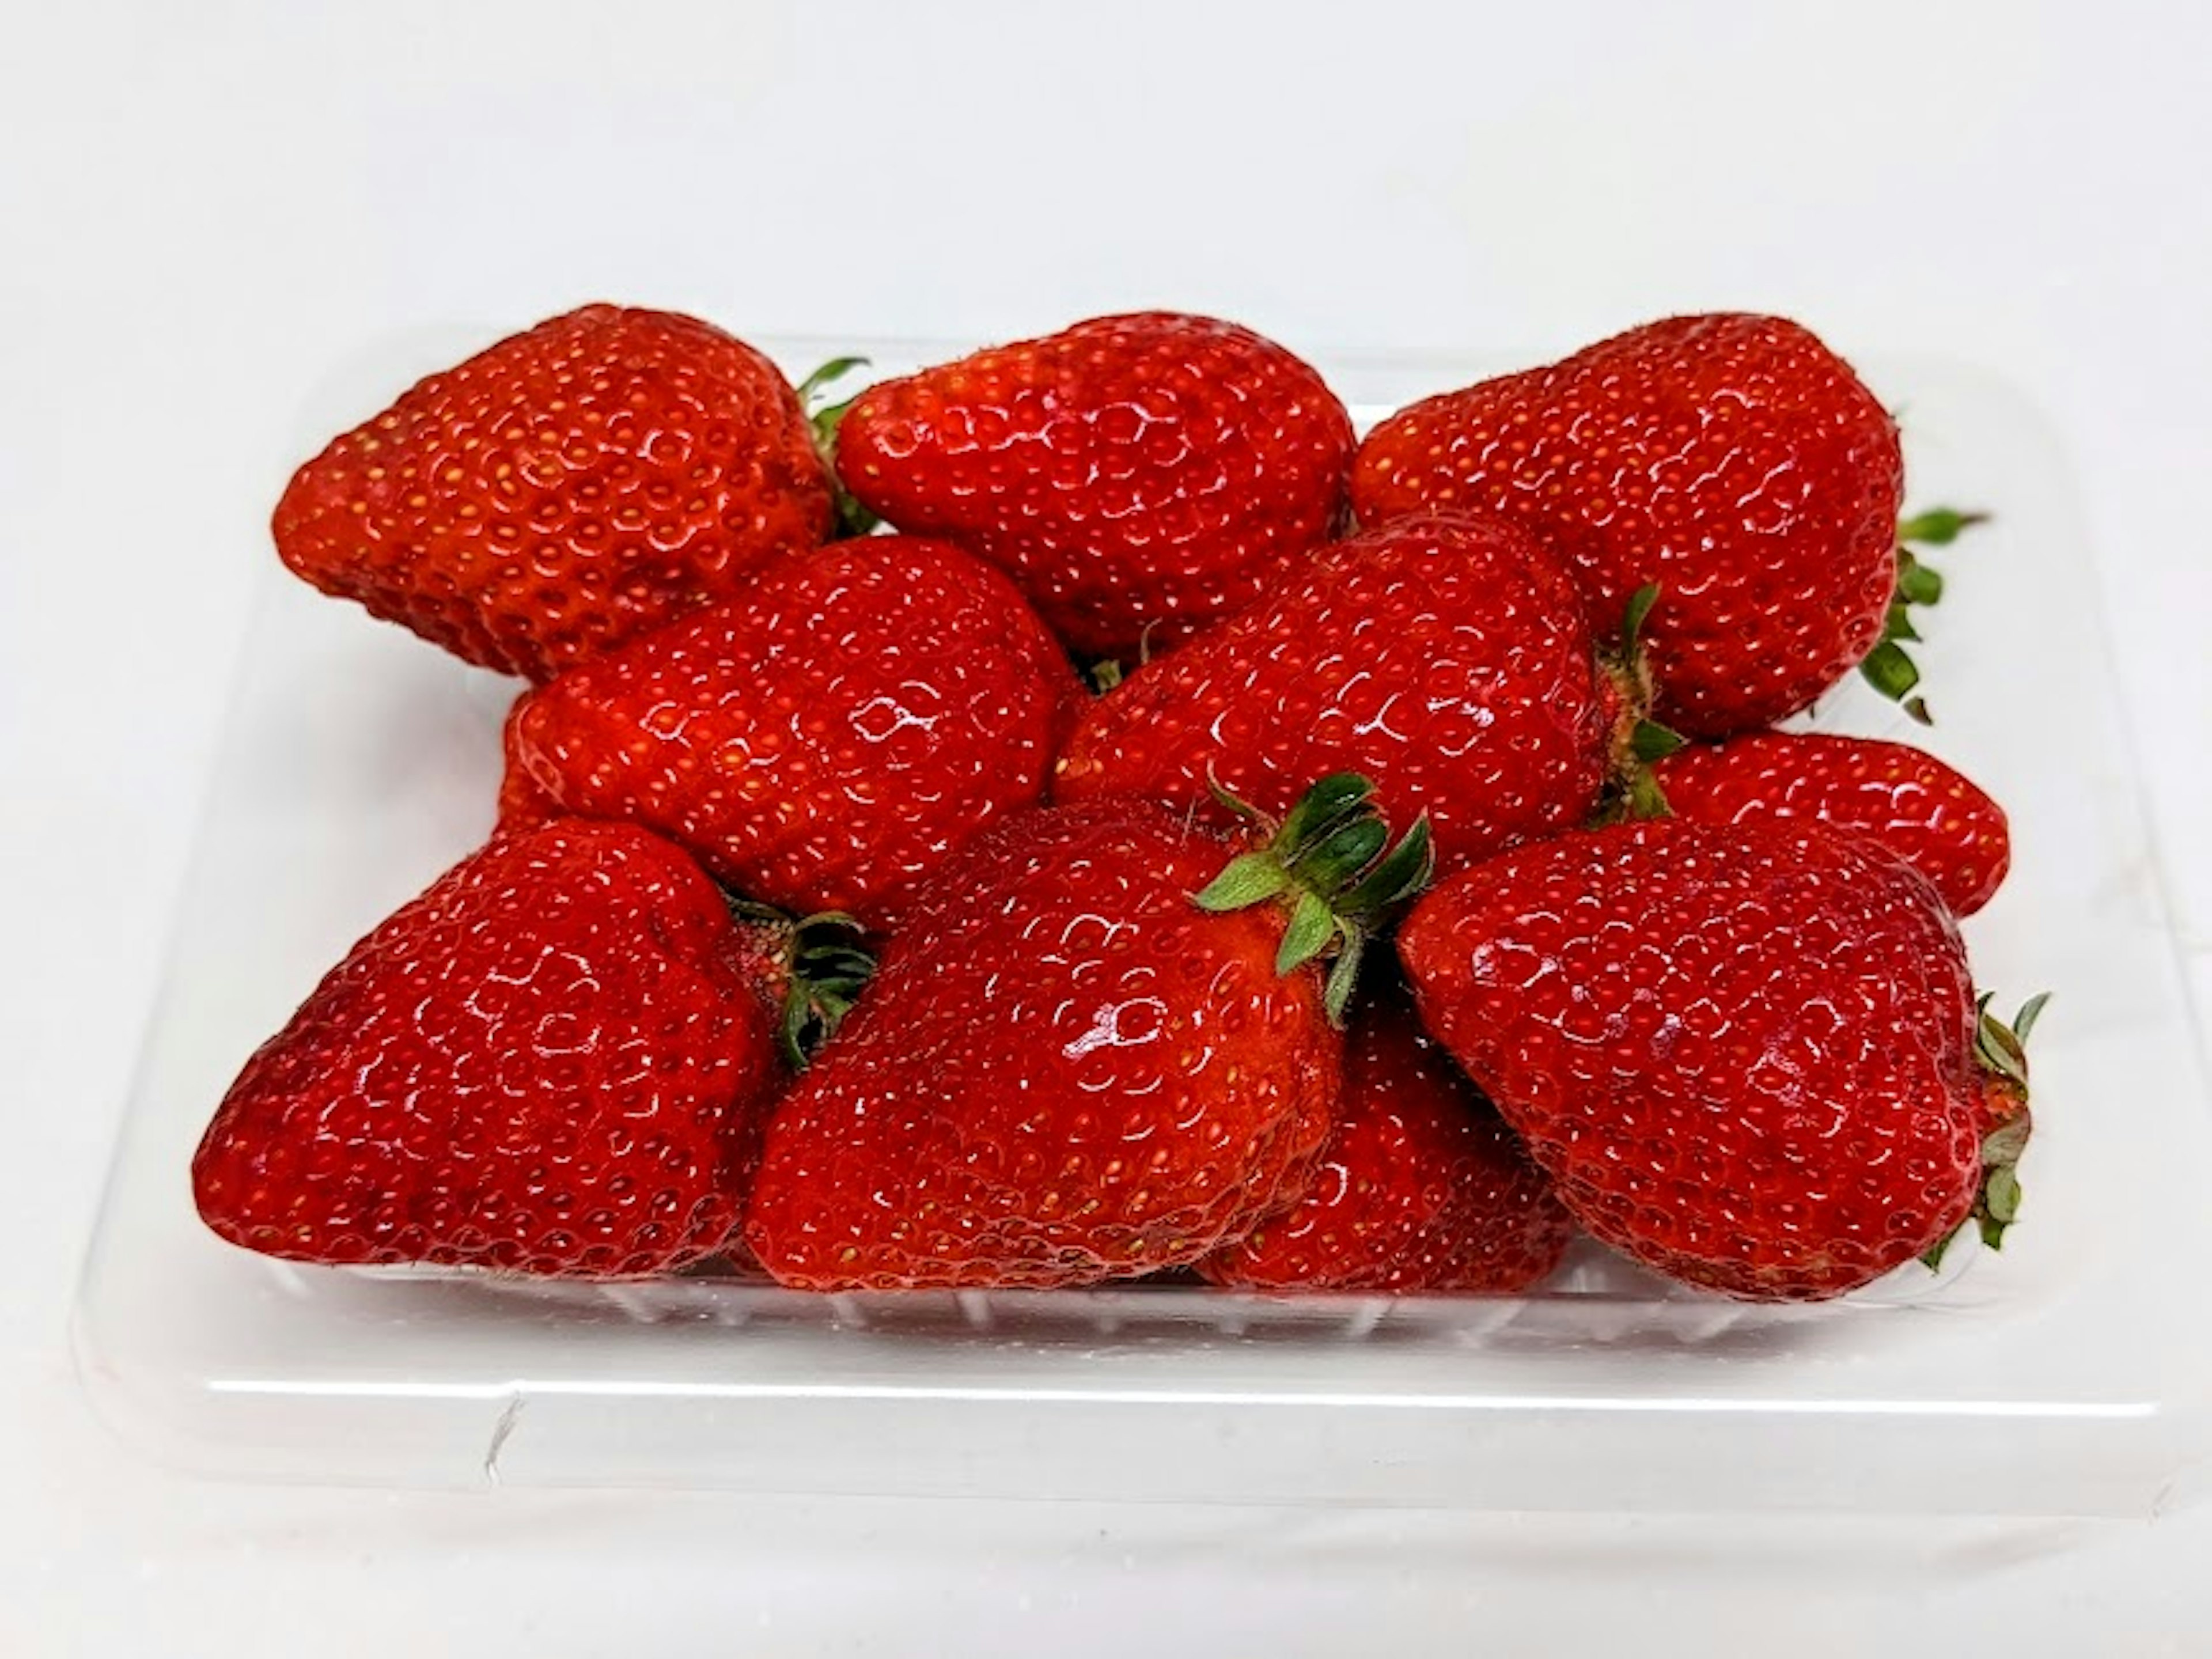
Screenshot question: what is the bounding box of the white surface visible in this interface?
[6,0,2211,1652]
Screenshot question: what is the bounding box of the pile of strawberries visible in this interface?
[191,305,2042,1305]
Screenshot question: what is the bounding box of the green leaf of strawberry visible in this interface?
[1859,506,1991,723]
[1194,773,1435,1027]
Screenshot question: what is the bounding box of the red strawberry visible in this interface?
[1351,314,1903,737]
[1653,731,2011,916]
[1399,817,2020,1301]
[1054,510,1642,880]
[833,311,1354,659]
[493,725,561,834]
[743,778,1431,1290]
[192,821,808,1278]
[274,305,833,683]
[498,537,1083,927]
[1199,989,1573,1293]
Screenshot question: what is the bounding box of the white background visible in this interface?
[6,2,2211,1653]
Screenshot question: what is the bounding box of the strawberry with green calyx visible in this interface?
[1193,772,1436,1025]
[742,775,1430,1291]
[728,902,877,1071]
[1058,510,1653,881]
[1352,313,1903,738]
[1400,816,1998,1302]
[194,822,812,1279]
[1860,507,1992,724]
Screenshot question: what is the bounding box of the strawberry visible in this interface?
[1054,510,1647,880]
[1350,313,1903,738]
[832,311,1354,660]
[493,726,561,834]
[192,820,831,1278]
[1199,988,1573,1293]
[742,777,1431,1290]
[1398,817,2027,1301]
[498,536,1084,928]
[1653,731,2012,916]
[274,305,834,683]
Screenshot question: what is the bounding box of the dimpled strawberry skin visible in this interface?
[192,821,784,1278]
[1351,314,1902,738]
[494,716,562,834]
[274,305,833,683]
[1655,731,2012,917]
[835,311,1355,658]
[1398,818,1982,1302]
[500,537,1085,927]
[743,798,1342,1290]
[1200,993,1574,1292]
[1054,510,1619,880]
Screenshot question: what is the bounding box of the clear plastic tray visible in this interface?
[73,339,2212,1514]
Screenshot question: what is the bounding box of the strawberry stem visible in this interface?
[1192,772,1433,1026]
[1080,654,1127,695]
[1623,767,1673,820]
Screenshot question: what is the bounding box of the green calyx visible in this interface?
[1923,991,2050,1270]
[1862,506,1991,725]
[725,894,877,1071]
[1976,989,2048,1090]
[1191,771,1433,1027]
[797,355,881,541]
[778,911,877,1071]
[1596,582,1684,823]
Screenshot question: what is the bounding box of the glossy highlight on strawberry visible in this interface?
[743,785,1434,1290]
[1352,313,1903,738]
[1399,817,1984,1301]
[499,536,1084,927]
[192,821,787,1278]
[221,300,2053,1318]
[1054,510,1623,879]
[835,311,1354,658]
[274,305,833,682]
